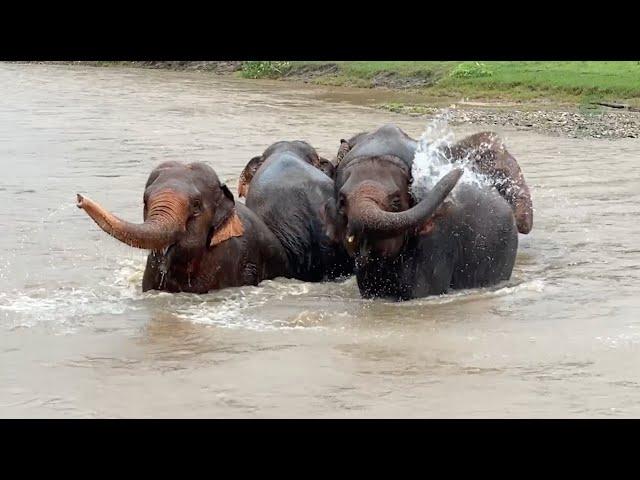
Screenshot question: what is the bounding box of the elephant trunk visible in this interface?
[349,168,462,235]
[76,189,188,250]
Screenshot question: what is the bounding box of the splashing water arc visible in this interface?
[410,110,491,202]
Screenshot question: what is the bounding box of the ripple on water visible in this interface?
[390,279,546,307]
[0,246,548,333]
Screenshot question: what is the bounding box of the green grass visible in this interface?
[238,61,640,105]
[440,61,640,98]
[240,61,293,79]
[307,61,453,78]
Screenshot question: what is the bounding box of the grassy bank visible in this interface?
[239,61,640,107]
[38,61,640,109]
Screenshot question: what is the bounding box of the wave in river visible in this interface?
[0,254,543,332]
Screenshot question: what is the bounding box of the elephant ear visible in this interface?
[237,155,264,198]
[335,139,351,166]
[221,183,235,202]
[320,197,344,243]
[210,212,244,247]
[210,184,245,248]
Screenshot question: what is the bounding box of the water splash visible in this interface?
[410,110,491,201]
[173,280,322,330]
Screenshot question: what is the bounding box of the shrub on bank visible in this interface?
[241,61,292,79]
[450,62,494,78]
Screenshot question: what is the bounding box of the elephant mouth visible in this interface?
[160,243,176,257]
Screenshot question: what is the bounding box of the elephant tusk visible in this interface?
[347,235,355,244]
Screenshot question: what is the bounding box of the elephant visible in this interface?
[323,124,532,300]
[77,161,289,293]
[242,140,353,282]
[444,131,533,234]
[237,140,334,198]
[336,126,533,234]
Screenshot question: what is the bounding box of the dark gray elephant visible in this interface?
[324,124,532,300]
[242,140,353,282]
[237,140,334,198]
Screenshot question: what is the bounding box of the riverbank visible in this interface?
[377,103,639,139]
[240,61,640,103]
[40,60,245,74]
[243,62,640,139]
[31,61,640,139]
[3,61,640,418]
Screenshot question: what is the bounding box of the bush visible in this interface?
[450,62,494,78]
[241,61,291,79]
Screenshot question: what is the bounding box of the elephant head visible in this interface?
[238,140,336,198]
[77,161,243,254]
[324,153,462,261]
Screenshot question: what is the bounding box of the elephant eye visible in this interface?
[192,199,202,213]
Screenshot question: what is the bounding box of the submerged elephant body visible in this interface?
[244,141,353,282]
[327,124,530,300]
[140,202,289,293]
[78,161,288,293]
[355,184,518,299]
[77,125,532,302]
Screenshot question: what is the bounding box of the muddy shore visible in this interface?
[32,61,640,140]
[378,104,639,140]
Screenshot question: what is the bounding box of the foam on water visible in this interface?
[0,246,545,333]
[173,280,316,330]
[1,137,542,334]
[0,287,143,332]
[390,278,545,307]
[0,254,148,331]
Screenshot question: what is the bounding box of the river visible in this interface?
[1,63,639,418]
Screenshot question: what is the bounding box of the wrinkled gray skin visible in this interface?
[336,125,418,170]
[354,183,518,299]
[326,124,525,300]
[245,141,353,282]
[238,140,334,197]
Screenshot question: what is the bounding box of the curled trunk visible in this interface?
[350,168,462,235]
[76,190,187,250]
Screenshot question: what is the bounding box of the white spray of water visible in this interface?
[410,110,491,201]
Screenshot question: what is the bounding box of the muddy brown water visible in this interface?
[1,63,639,418]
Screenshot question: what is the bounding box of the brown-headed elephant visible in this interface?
[77,161,288,293]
